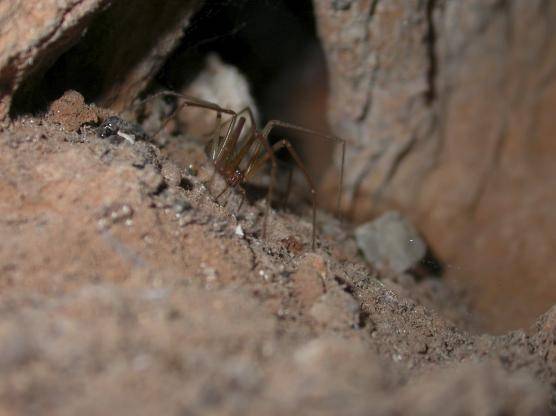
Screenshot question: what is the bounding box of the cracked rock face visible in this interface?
[0,0,202,120]
[314,0,556,332]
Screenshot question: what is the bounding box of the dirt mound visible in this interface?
[0,105,554,414]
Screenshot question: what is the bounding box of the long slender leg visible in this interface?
[241,133,277,239]
[245,139,317,250]
[215,185,230,203]
[137,91,238,159]
[282,166,293,209]
[235,186,247,213]
[261,120,346,217]
[274,140,317,251]
[236,107,257,140]
[207,112,223,160]
[207,165,217,193]
[206,105,256,168]
[139,93,260,219]
[215,116,246,168]
[138,91,232,115]
[209,107,276,238]
[226,107,260,172]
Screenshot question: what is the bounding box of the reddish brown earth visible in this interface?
[0,94,554,414]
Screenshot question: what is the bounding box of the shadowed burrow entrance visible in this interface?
[155,0,337,201]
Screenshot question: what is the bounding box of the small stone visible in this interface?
[332,0,352,11]
[281,236,304,255]
[173,199,192,214]
[235,224,244,237]
[258,269,270,281]
[417,342,429,354]
[202,265,218,284]
[355,211,426,273]
[180,54,260,137]
[97,203,134,230]
[140,166,166,195]
[309,288,360,330]
[178,213,195,227]
[161,162,182,186]
[291,254,328,309]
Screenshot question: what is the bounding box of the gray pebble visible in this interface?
[355,211,426,273]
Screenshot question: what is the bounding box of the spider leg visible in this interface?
[235,185,247,213]
[139,93,263,221]
[214,184,230,202]
[205,105,257,169]
[241,133,276,240]
[261,120,346,217]
[212,106,276,240]
[207,163,218,192]
[245,139,317,250]
[138,91,233,118]
[215,116,246,169]
[274,140,317,250]
[282,166,293,209]
[236,107,257,140]
[226,106,260,172]
[137,91,238,158]
[207,112,223,160]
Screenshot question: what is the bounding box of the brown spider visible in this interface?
[139,91,345,250]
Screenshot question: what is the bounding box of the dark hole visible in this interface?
[155,0,334,188]
[358,310,370,329]
[11,3,121,115]
[156,0,325,122]
[411,247,445,279]
[179,177,194,191]
[334,275,355,295]
[150,181,168,196]
[240,182,270,205]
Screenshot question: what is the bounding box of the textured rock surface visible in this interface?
[0,0,201,120]
[0,104,554,413]
[314,0,556,332]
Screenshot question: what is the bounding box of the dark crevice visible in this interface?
[334,275,370,329]
[154,0,326,125]
[372,134,417,204]
[10,0,201,116]
[413,247,445,278]
[357,310,370,329]
[424,0,438,105]
[153,0,333,183]
[9,0,334,202]
[369,0,379,18]
[334,275,355,295]
[347,152,382,219]
[179,177,194,191]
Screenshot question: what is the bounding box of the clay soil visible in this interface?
[0,97,555,415]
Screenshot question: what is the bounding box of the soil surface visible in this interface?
[0,95,555,415]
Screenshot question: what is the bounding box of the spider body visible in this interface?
[222,168,244,187]
[140,92,345,250]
